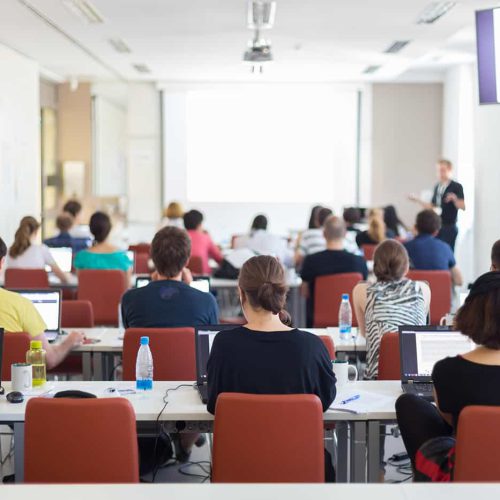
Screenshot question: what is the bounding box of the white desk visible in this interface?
[0,380,401,483]
[2,484,499,499]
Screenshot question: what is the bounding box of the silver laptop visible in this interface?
[17,289,62,342]
[399,325,473,401]
[46,247,73,273]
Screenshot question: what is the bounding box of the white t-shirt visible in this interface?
[5,244,55,270]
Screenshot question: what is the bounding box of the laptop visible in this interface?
[16,289,62,342]
[46,247,73,273]
[135,276,152,288]
[399,325,474,401]
[195,324,238,404]
[191,276,211,293]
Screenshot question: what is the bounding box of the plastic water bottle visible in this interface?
[26,340,46,387]
[136,336,153,391]
[338,294,352,341]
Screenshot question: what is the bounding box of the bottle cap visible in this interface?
[140,336,149,345]
[342,293,349,300]
[30,340,43,350]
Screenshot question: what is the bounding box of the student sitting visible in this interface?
[356,208,394,248]
[121,226,218,328]
[296,207,333,262]
[343,207,362,234]
[160,201,184,229]
[5,216,69,284]
[207,255,337,480]
[396,271,500,480]
[73,212,132,277]
[384,205,408,239]
[63,199,92,239]
[184,209,223,275]
[353,240,430,380]
[404,209,463,286]
[301,216,368,327]
[234,215,293,267]
[492,240,500,271]
[0,238,83,368]
[44,213,90,253]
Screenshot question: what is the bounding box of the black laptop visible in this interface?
[195,324,238,404]
[399,325,473,401]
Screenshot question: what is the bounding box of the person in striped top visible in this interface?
[353,240,430,380]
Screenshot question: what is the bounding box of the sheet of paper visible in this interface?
[329,390,394,414]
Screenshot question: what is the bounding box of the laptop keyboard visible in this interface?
[412,383,433,392]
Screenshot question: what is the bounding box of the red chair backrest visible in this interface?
[122,328,196,381]
[212,393,324,482]
[1,332,31,381]
[455,406,500,482]
[318,335,336,360]
[77,270,128,326]
[128,243,151,254]
[25,398,139,483]
[61,300,94,328]
[134,252,151,274]
[377,332,400,380]
[4,269,49,289]
[406,270,452,324]
[187,256,204,275]
[361,244,377,261]
[314,273,363,328]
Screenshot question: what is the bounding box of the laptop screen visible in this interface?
[399,326,473,382]
[191,277,210,293]
[18,290,61,332]
[46,247,73,273]
[195,325,238,383]
[135,276,151,288]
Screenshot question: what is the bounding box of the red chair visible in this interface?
[128,243,151,254]
[4,269,49,289]
[318,335,336,360]
[187,256,204,275]
[122,328,196,381]
[377,332,400,380]
[361,244,377,261]
[314,273,363,328]
[25,398,139,483]
[455,406,500,481]
[212,393,325,482]
[406,270,452,324]
[134,252,151,274]
[61,300,94,328]
[77,270,128,326]
[1,332,30,381]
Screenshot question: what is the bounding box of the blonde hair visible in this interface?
[163,202,184,220]
[9,216,40,258]
[367,208,386,244]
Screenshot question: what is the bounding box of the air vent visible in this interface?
[108,38,131,54]
[132,63,151,74]
[363,65,381,75]
[247,0,276,30]
[416,2,456,25]
[384,40,411,54]
[63,0,105,24]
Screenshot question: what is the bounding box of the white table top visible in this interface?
[0,380,401,423]
[62,327,366,353]
[1,484,498,500]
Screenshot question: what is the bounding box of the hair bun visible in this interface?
[257,282,282,315]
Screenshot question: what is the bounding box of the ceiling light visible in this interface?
[132,63,151,74]
[363,65,381,75]
[247,0,276,30]
[63,0,105,24]
[416,2,456,25]
[108,38,132,54]
[384,40,411,54]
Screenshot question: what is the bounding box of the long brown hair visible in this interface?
[9,216,40,258]
[368,208,386,243]
[238,255,292,326]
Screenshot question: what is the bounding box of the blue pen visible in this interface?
[340,394,360,405]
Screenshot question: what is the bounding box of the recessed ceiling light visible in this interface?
[132,63,151,74]
[384,40,411,54]
[363,65,381,75]
[63,0,105,24]
[416,2,456,25]
[108,38,132,54]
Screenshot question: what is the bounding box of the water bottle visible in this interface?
[338,294,352,341]
[136,336,153,391]
[26,340,46,387]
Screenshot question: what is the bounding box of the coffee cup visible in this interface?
[332,360,358,387]
[11,363,32,393]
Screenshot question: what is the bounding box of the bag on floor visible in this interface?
[414,436,456,482]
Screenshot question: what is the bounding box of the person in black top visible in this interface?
[207,255,337,480]
[301,216,368,327]
[491,240,500,271]
[409,159,465,251]
[396,271,500,476]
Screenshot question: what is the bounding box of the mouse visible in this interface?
[6,391,24,404]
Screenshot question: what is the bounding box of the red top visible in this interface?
[187,230,223,275]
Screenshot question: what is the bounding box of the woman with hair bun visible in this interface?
[207,255,337,479]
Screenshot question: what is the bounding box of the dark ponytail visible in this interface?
[9,216,40,258]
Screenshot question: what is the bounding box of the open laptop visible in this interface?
[16,289,62,342]
[135,276,152,288]
[399,325,474,401]
[134,275,211,292]
[46,247,73,273]
[195,324,238,404]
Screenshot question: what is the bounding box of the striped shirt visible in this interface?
[364,279,426,380]
[299,229,326,256]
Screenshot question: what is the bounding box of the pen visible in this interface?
[340,394,360,405]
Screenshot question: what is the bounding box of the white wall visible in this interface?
[0,44,40,246]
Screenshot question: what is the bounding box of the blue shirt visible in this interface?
[404,234,456,270]
[44,232,90,253]
[74,250,132,272]
[121,280,219,329]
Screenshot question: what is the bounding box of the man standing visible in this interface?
[409,159,465,251]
